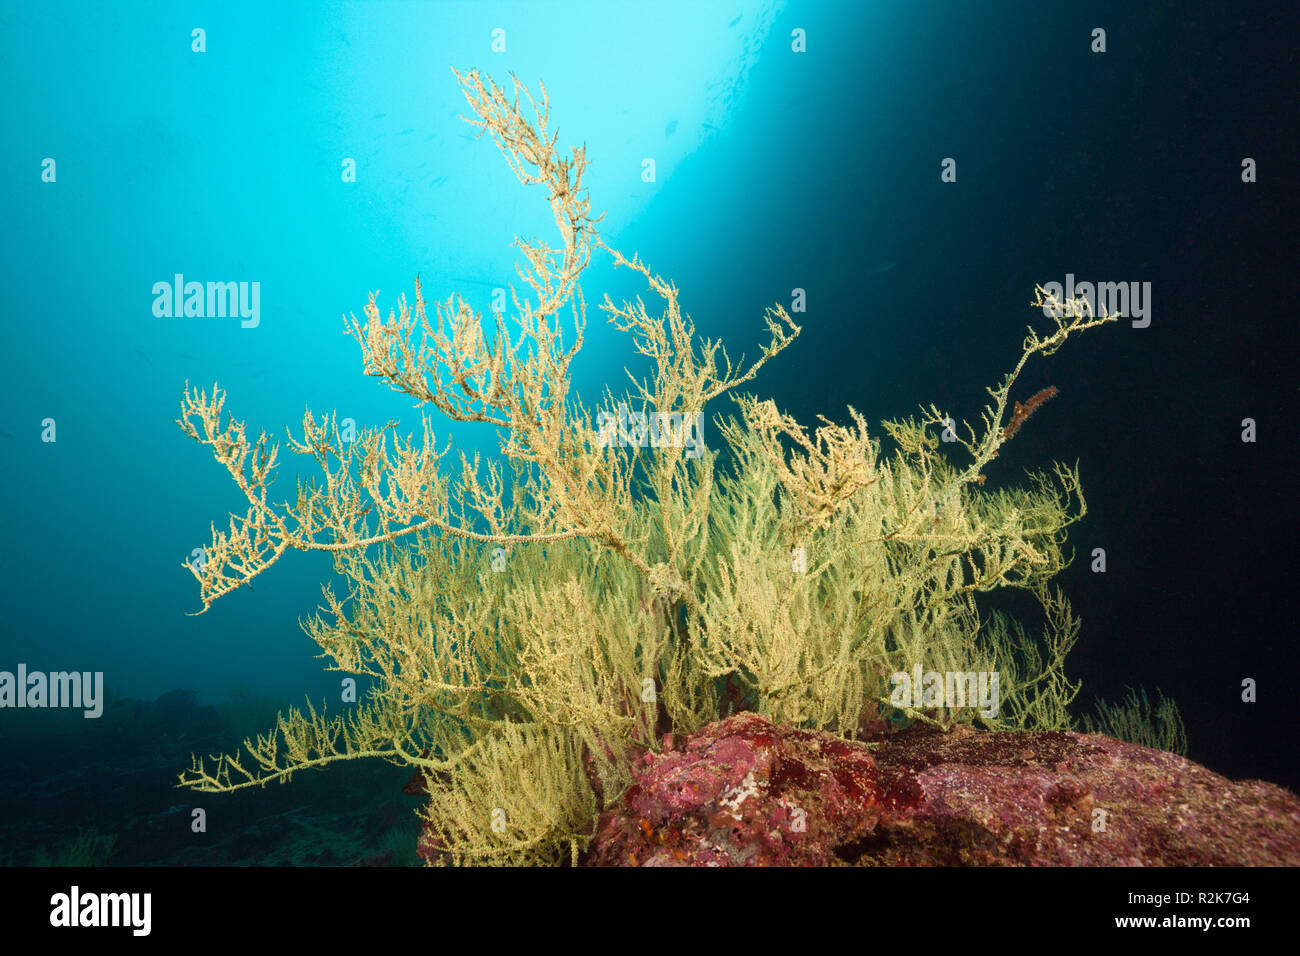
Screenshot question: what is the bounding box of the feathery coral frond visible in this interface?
[175,70,1118,865]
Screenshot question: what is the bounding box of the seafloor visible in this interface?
[0,689,423,866]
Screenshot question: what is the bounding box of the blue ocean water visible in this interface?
[0,1,1296,866]
[1,0,815,707]
[4,0,969,712]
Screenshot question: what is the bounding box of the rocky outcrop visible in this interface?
[583,713,1300,866]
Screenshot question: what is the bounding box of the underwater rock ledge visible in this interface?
[581,713,1300,866]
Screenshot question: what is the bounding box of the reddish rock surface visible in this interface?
[585,712,879,866]
[583,713,1300,866]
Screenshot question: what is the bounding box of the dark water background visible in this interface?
[1,1,1295,864]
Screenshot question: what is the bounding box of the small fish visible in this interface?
[701,121,720,132]
[419,272,497,291]
[430,175,448,187]
[728,14,741,27]
[373,112,387,119]
[0,429,14,440]
[134,349,151,364]
[399,128,414,135]
[449,275,501,290]
[664,119,678,138]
